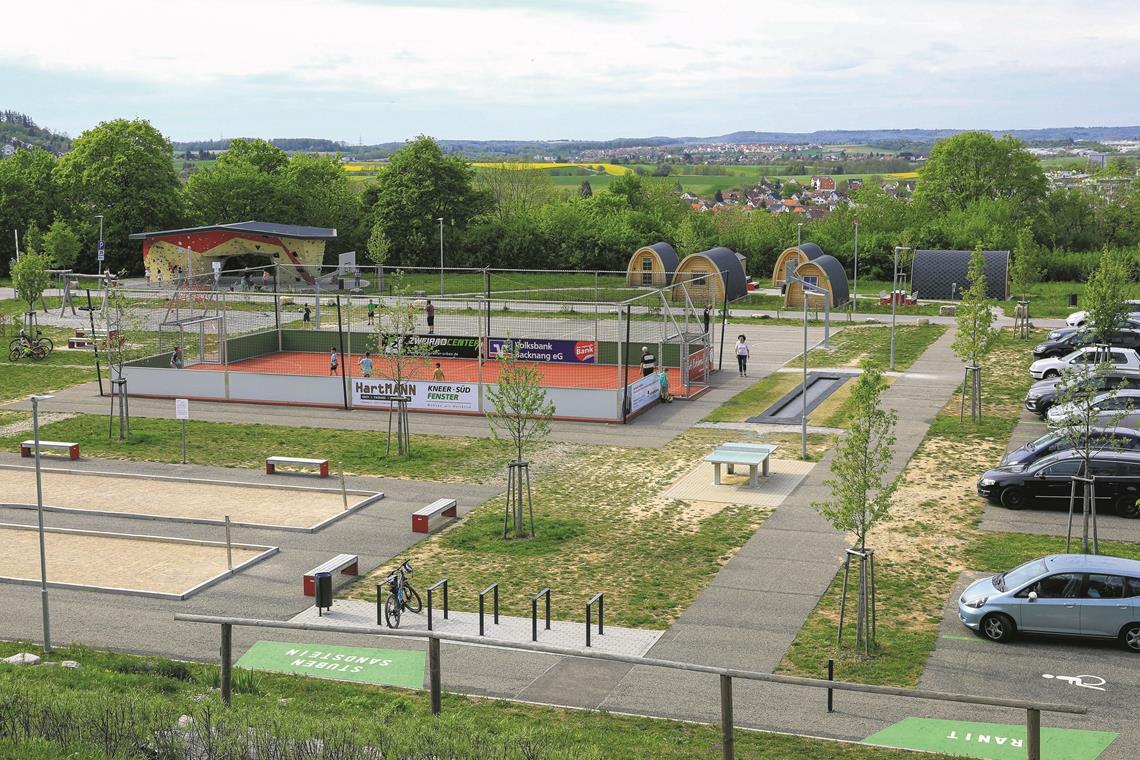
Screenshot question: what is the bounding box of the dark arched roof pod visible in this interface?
[812,254,850,308]
[646,242,680,277]
[700,246,749,301]
[797,242,825,262]
[911,249,1010,301]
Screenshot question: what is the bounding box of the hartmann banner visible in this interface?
[353,378,479,412]
[488,338,597,363]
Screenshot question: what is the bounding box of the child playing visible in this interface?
[358,351,373,378]
[329,347,339,375]
[433,362,445,381]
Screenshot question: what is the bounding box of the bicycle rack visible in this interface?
[427,578,449,632]
[531,588,551,642]
[374,580,390,626]
[478,583,499,636]
[585,592,604,647]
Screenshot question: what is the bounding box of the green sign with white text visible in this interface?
[865,717,1116,760]
[236,641,425,689]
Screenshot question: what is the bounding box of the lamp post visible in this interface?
[890,246,909,371]
[852,219,860,320]
[437,217,445,296]
[797,222,803,246]
[95,215,104,277]
[31,394,55,653]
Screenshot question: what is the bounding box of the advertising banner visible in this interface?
[379,334,482,359]
[353,378,479,412]
[627,372,661,414]
[488,338,597,364]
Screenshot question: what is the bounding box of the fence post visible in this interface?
[827,659,834,713]
[719,674,734,760]
[1026,708,1040,760]
[220,623,232,707]
[429,637,442,716]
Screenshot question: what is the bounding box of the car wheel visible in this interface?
[1119,623,1140,653]
[1043,369,1059,379]
[982,613,1016,643]
[1116,494,1140,519]
[1001,488,1029,510]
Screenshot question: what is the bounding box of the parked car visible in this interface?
[977,448,1140,516]
[1047,388,1140,429]
[1000,427,1140,467]
[1033,329,1140,360]
[957,553,1140,650]
[1024,370,1140,416]
[1049,317,1140,342]
[1028,346,1140,380]
[1066,304,1140,328]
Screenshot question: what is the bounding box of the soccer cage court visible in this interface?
[118,268,723,422]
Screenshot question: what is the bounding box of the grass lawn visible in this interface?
[1003,280,1140,319]
[703,372,800,422]
[0,414,510,483]
[0,642,933,760]
[804,324,947,372]
[347,428,779,628]
[777,328,1074,686]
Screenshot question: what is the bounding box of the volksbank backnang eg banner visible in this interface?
[488,338,597,363]
[353,378,479,412]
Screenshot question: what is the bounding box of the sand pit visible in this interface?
[0,524,274,598]
[0,466,376,529]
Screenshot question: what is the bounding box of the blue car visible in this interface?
[959,554,1140,650]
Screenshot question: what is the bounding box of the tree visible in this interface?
[53,119,183,274]
[219,138,289,174]
[914,132,1046,215]
[485,341,555,538]
[0,148,57,275]
[579,180,592,198]
[371,277,434,455]
[366,223,392,291]
[11,249,52,322]
[813,363,899,651]
[104,286,146,440]
[1083,248,1134,344]
[951,246,999,421]
[475,162,556,222]
[1009,224,1042,300]
[367,136,490,267]
[41,219,82,269]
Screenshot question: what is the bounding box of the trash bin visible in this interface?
[1069,293,1078,307]
[315,572,333,616]
[337,278,345,291]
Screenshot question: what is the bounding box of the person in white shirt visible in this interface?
[735,335,750,376]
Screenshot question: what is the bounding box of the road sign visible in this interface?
[175,399,189,420]
[97,240,105,250]
[236,641,425,688]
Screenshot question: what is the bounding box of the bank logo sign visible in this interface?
[235,641,426,689]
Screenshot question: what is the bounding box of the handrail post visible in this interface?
[428,587,434,631]
[531,588,551,642]
[479,583,498,636]
[494,583,499,624]
[427,579,449,632]
[1026,708,1040,760]
[719,674,734,760]
[428,637,442,716]
[479,592,485,636]
[545,589,551,630]
[827,658,834,713]
[586,592,603,647]
[220,623,232,707]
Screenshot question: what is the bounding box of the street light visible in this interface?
[890,246,910,371]
[797,222,803,246]
[437,217,445,296]
[852,219,860,320]
[30,393,55,653]
[95,215,105,277]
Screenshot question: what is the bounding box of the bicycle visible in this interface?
[8,332,47,362]
[382,560,422,629]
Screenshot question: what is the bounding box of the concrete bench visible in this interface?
[412,498,457,533]
[265,456,329,478]
[20,440,79,460]
[303,553,359,596]
[704,448,775,488]
[716,443,778,476]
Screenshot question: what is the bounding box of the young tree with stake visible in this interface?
[813,363,900,651]
[371,277,433,455]
[952,245,999,422]
[485,341,555,538]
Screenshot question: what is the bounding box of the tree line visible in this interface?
[2,120,1139,282]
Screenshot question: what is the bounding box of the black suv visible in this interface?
[1034,329,1140,360]
[978,450,1140,517]
[1024,370,1140,416]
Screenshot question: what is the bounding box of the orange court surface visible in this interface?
[192,351,696,393]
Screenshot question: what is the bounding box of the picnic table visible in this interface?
[703,443,778,488]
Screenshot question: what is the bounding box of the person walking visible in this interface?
[358,351,373,378]
[425,299,436,334]
[367,299,376,326]
[433,362,445,381]
[329,347,339,375]
[735,334,750,377]
[262,269,270,290]
[302,303,312,328]
[640,345,656,377]
[353,267,362,289]
[702,303,712,335]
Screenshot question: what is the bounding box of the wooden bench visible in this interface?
[20,440,79,460]
[265,456,329,478]
[412,498,457,533]
[717,443,778,477]
[303,553,359,596]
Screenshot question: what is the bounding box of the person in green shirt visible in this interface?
[367,300,376,325]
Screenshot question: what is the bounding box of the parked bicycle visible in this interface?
[383,560,422,629]
[8,330,48,362]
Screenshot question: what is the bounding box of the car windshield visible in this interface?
[1026,432,1059,451]
[994,559,1048,592]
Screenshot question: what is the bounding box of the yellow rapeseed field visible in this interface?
[887,171,920,179]
[470,162,634,175]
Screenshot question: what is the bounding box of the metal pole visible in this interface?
[797,222,802,246]
[86,289,104,397]
[96,215,104,277]
[336,296,349,410]
[339,461,348,511]
[890,246,901,371]
[719,674,735,760]
[224,515,233,571]
[32,396,51,653]
[181,418,187,464]
[852,220,859,320]
[801,293,809,459]
[827,659,834,712]
[438,217,444,296]
[428,637,442,715]
[220,623,232,706]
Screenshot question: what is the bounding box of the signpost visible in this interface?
[175,398,189,464]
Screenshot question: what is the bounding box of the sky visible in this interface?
[4,0,1140,144]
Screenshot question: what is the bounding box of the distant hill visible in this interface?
[0,111,70,154]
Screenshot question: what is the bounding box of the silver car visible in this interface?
[958,554,1140,651]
